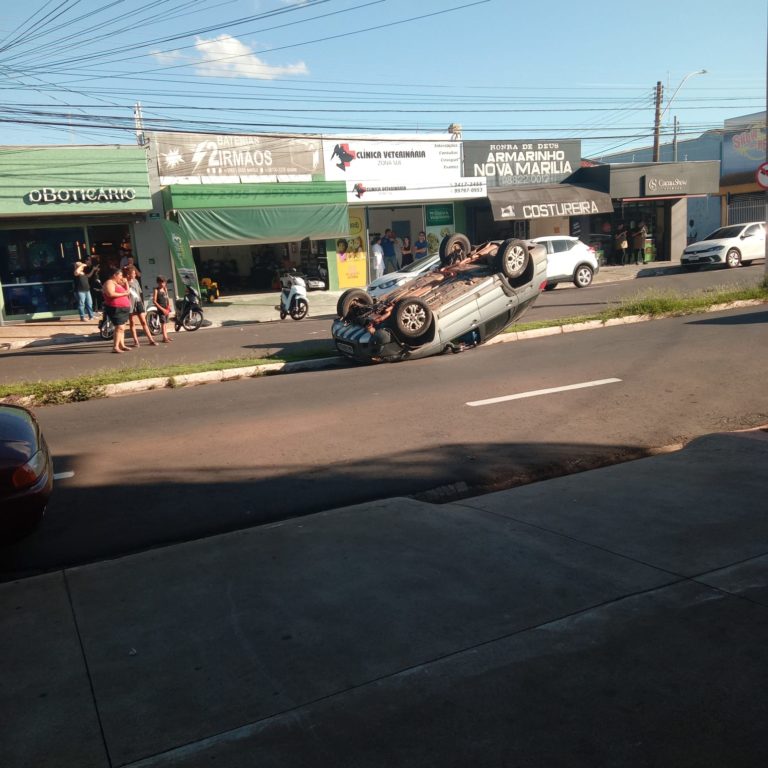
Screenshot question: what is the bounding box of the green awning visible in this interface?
[176,203,349,246]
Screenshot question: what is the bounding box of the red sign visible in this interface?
[756,161,768,189]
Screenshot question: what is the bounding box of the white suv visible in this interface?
[682,222,766,270]
[531,236,600,289]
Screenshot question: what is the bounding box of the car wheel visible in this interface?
[544,282,557,291]
[725,249,741,268]
[337,288,372,319]
[395,298,433,339]
[494,239,530,279]
[290,299,308,320]
[573,264,594,288]
[182,309,204,331]
[439,233,471,266]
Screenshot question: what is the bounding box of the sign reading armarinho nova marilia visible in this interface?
[154,131,324,184]
[463,139,582,187]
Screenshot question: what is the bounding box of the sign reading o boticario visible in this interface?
[27,187,137,204]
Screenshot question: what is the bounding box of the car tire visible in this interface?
[439,233,471,266]
[573,264,594,288]
[494,239,530,280]
[725,249,741,268]
[395,297,433,339]
[337,288,372,319]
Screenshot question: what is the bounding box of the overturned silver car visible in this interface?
[332,233,547,363]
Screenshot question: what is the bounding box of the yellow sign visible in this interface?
[337,210,368,289]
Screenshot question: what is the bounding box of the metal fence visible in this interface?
[727,197,766,225]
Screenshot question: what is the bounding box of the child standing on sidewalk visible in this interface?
[152,276,173,343]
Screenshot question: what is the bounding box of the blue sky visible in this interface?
[0,0,765,157]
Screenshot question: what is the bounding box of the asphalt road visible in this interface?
[2,303,766,579]
[0,263,764,384]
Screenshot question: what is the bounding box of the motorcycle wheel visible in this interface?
[182,308,204,331]
[290,299,308,320]
[99,318,114,340]
[146,309,161,335]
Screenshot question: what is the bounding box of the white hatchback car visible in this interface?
[531,236,600,289]
[367,254,441,299]
[681,221,765,270]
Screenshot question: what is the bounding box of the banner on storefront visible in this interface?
[322,137,462,183]
[463,140,581,187]
[337,209,368,289]
[154,131,323,184]
[722,123,766,177]
[341,177,486,204]
[161,220,201,299]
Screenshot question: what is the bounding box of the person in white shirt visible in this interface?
[371,236,385,279]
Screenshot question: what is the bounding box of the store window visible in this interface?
[0,226,86,315]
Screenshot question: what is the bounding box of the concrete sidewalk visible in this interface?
[2,428,767,767]
[0,262,663,350]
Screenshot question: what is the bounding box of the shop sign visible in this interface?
[322,137,461,182]
[722,124,767,176]
[426,205,454,227]
[463,139,581,187]
[26,187,137,204]
[643,173,690,196]
[155,131,323,183]
[343,177,485,204]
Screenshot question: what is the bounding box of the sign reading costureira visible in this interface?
[463,139,581,187]
[155,131,323,183]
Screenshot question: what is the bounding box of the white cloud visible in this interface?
[192,34,308,79]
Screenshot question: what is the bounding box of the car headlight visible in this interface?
[12,449,48,490]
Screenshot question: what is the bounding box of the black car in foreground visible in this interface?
[0,404,53,536]
[332,233,547,363]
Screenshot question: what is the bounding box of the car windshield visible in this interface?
[703,226,745,240]
[400,255,438,274]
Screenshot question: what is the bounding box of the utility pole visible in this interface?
[652,81,664,162]
[134,102,146,147]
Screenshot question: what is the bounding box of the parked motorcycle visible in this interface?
[174,285,204,332]
[98,309,113,340]
[276,270,309,320]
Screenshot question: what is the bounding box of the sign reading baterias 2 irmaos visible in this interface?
[154,131,323,183]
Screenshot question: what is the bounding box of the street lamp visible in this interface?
[663,69,707,161]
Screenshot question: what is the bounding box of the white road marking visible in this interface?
[466,378,622,407]
[53,471,75,480]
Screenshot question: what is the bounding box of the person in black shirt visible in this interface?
[73,259,97,320]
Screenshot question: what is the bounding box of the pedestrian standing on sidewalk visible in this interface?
[381,229,398,273]
[400,236,413,267]
[152,276,173,343]
[73,258,97,321]
[124,266,157,347]
[414,231,429,261]
[631,220,648,265]
[371,236,385,280]
[614,223,629,266]
[102,267,132,353]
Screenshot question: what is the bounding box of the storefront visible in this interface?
[150,131,352,291]
[720,119,766,224]
[568,161,721,263]
[321,135,485,281]
[0,145,152,321]
[161,181,349,291]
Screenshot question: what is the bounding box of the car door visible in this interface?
[741,224,765,261]
[546,238,574,281]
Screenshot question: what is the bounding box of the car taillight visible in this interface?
[11,450,46,490]
[539,279,549,290]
